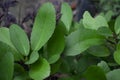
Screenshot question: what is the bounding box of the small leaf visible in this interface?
[97,61,110,73]
[0,42,14,80]
[25,51,39,64]
[105,10,113,22]
[114,44,120,65]
[31,2,56,51]
[114,50,120,65]
[114,15,120,34]
[83,11,108,30]
[29,57,50,80]
[106,69,120,80]
[87,45,110,57]
[46,25,65,64]
[64,27,105,56]
[61,2,73,32]
[10,24,30,56]
[83,65,107,80]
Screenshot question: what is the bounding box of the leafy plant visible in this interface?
[0,2,120,80]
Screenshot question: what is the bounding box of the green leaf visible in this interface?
[0,27,23,61]
[51,59,62,75]
[97,61,110,73]
[25,51,39,64]
[77,54,99,74]
[114,15,120,34]
[14,64,30,80]
[61,2,73,32]
[83,11,108,30]
[83,65,107,80]
[64,27,105,56]
[0,27,15,49]
[87,45,110,57]
[0,42,14,80]
[114,50,120,65]
[46,25,65,64]
[10,24,30,56]
[97,27,113,37]
[29,57,50,80]
[31,2,56,51]
[114,44,120,65]
[106,69,120,80]
[104,10,113,22]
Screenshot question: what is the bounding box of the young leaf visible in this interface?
[60,2,73,32]
[97,61,110,73]
[64,27,105,56]
[46,25,65,64]
[87,45,110,57]
[0,42,14,80]
[31,2,56,51]
[106,69,120,80]
[25,51,39,64]
[83,65,107,80]
[83,11,108,30]
[114,15,120,34]
[9,24,30,56]
[29,57,50,80]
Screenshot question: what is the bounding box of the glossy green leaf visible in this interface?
[25,51,39,64]
[106,69,120,80]
[0,42,14,80]
[61,2,73,32]
[97,61,110,73]
[114,15,120,34]
[10,24,30,56]
[31,3,56,51]
[64,27,105,56]
[29,57,50,80]
[87,45,110,57]
[83,65,107,80]
[83,11,108,30]
[47,25,65,64]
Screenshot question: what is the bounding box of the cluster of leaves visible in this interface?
[98,0,120,17]
[0,2,120,80]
